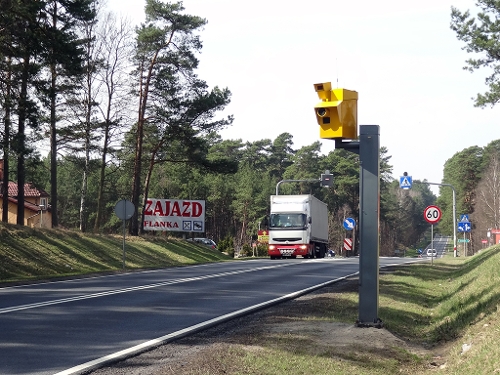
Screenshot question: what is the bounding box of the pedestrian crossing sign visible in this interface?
[399,176,412,189]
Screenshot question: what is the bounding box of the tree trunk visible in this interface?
[2,58,12,223]
[239,205,248,246]
[94,14,132,232]
[130,112,145,236]
[49,5,59,228]
[80,35,93,232]
[94,120,109,231]
[139,142,163,234]
[130,53,158,235]
[79,127,90,232]
[16,55,30,226]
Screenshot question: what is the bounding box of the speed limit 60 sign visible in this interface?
[424,205,442,224]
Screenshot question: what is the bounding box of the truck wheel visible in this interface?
[313,244,319,258]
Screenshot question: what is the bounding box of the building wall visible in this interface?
[0,198,52,228]
[26,208,52,229]
[491,229,500,245]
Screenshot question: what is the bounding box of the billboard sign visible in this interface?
[143,198,205,232]
[258,230,269,243]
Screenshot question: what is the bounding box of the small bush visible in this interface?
[241,243,253,257]
[218,235,235,257]
[256,244,268,257]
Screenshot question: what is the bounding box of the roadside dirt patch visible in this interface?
[268,320,408,349]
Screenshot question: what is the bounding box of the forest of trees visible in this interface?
[0,0,499,256]
[447,1,500,254]
[437,141,500,254]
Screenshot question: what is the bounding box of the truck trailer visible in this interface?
[268,194,329,259]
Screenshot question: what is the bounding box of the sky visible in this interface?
[105,0,499,195]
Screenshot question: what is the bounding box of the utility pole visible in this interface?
[313,82,381,327]
[275,171,334,195]
[335,126,381,326]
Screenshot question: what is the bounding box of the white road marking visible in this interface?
[53,272,359,375]
[0,262,304,314]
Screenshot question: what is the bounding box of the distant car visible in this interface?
[426,249,437,257]
[188,238,218,249]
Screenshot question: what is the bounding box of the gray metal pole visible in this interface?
[452,187,457,257]
[464,232,467,257]
[431,224,434,266]
[357,125,381,326]
[123,203,126,270]
[275,179,320,195]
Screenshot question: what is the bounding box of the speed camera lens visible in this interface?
[317,108,327,117]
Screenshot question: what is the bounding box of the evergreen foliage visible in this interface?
[451,1,500,107]
[9,0,500,258]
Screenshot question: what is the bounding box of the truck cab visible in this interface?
[269,213,307,229]
[267,195,328,259]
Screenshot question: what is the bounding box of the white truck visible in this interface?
[267,194,329,259]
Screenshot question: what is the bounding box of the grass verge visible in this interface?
[0,223,231,284]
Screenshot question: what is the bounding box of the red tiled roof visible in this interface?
[5,182,49,197]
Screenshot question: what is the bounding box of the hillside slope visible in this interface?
[0,224,230,283]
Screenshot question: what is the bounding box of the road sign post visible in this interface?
[424,205,442,225]
[313,85,380,327]
[330,126,381,327]
[343,238,353,252]
[458,214,471,257]
[343,218,356,257]
[424,205,442,266]
[343,217,356,231]
[114,199,135,270]
[413,181,457,257]
[399,174,412,189]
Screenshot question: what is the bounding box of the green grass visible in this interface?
[0,223,231,283]
[380,249,500,345]
[326,246,500,374]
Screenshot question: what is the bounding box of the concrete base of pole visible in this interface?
[355,318,384,329]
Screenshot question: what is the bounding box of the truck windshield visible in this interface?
[269,214,306,228]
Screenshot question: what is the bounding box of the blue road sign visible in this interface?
[458,222,471,232]
[343,217,356,231]
[399,176,412,189]
[460,214,470,222]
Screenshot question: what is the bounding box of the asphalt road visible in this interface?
[424,235,449,258]
[0,256,427,375]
